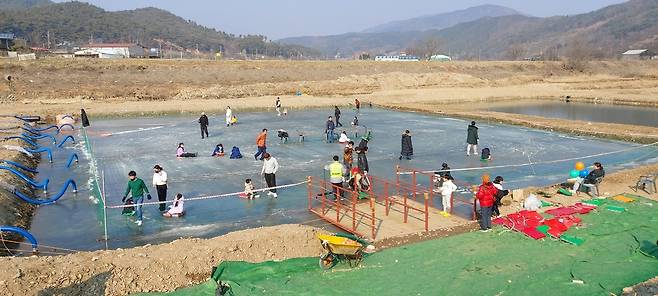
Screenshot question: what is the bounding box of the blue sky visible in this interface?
[54,0,628,39]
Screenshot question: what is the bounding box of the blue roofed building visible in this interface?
[0,33,15,50]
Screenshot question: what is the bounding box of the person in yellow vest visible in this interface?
[325,155,345,201]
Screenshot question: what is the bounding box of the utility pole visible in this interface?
[47,30,50,49]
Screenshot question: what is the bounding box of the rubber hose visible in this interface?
[59,123,75,130]
[14,179,77,205]
[0,226,38,250]
[0,160,38,174]
[25,147,53,163]
[21,133,57,144]
[57,135,75,148]
[3,136,38,147]
[0,165,49,191]
[24,124,60,134]
[66,153,79,168]
[21,127,42,136]
[14,115,41,122]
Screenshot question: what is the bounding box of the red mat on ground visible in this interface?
[545,203,596,217]
[493,210,546,239]
[494,205,592,240]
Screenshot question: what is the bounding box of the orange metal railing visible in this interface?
[396,165,476,221]
[367,174,430,233]
[396,165,435,206]
[307,176,377,239]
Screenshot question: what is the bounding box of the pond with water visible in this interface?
[488,101,658,127]
[26,107,658,251]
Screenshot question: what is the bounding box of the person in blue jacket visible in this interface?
[212,144,225,157]
[230,146,243,159]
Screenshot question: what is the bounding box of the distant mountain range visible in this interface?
[281,0,658,60]
[362,4,521,33]
[0,0,320,58]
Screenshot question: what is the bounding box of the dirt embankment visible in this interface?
[0,119,39,255]
[0,224,325,296]
[2,59,658,103]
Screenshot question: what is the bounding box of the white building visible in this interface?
[375,55,420,61]
[621,49,656,61]
[74,43,146,58]
[430,54,452,61]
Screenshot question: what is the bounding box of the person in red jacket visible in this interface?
[476,174,497,232]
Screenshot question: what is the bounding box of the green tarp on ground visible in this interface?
[141,194,658,296]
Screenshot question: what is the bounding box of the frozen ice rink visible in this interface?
[28,107,658,250]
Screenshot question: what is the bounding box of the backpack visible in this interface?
[359,175,371,191]
[121,198,135,216]
[230,147,243,159]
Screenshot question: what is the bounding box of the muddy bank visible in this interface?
[0,120,40,255]
[0,224,325,296]
[624,276,658,295]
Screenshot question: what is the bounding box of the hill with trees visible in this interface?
[0,1,319,58]
[281,0,658,60]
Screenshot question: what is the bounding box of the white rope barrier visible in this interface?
[106,180,309,209]
[398,142,658,175]
[101,125,166,136]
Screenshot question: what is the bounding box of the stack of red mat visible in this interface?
[492,203,597,240]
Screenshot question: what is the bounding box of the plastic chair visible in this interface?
[634,174,657,194]
[580,176,604,197]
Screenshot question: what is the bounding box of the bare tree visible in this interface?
[404,46,422,58]
[421,38,441,59]
[506,44,526,61]
[406,37,442,59]
[563,38,592,72]
[542,45,561,61]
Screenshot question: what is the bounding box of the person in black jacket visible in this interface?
[492,176,509,217]
[198,112,209,139]
[399,130,413,160]
[573,162,605,196]
[355,132,371,173]
[466,121,479,156]
[334,106,343,127]
[434,162,451,189]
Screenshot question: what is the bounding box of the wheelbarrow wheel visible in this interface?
[319,252,337,270]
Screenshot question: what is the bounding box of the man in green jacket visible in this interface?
[123,171,151,226]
